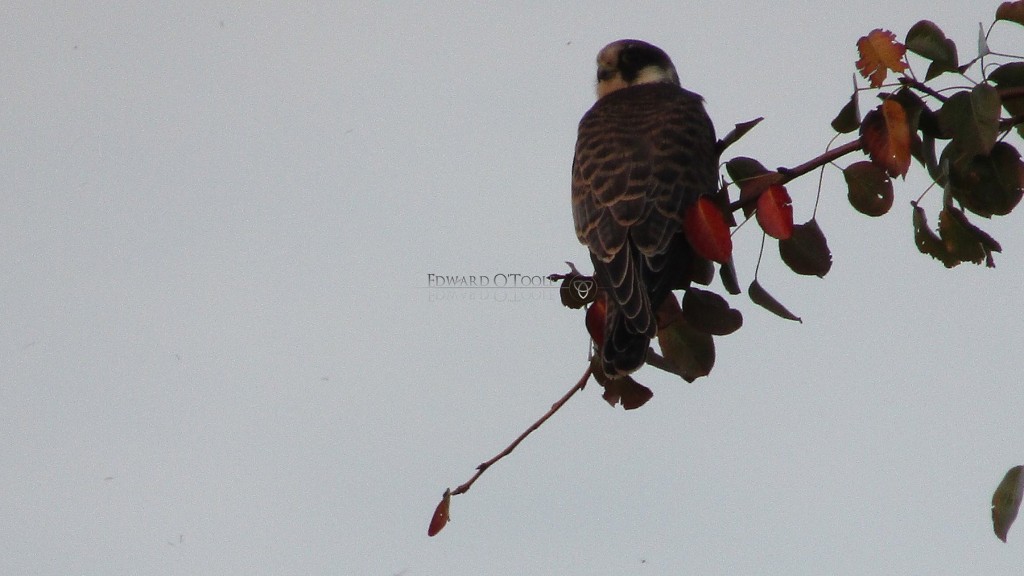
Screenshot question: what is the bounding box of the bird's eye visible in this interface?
[597,67,615,82]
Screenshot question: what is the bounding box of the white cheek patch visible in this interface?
[633,65,678,86]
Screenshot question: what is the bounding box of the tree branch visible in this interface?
[899,77,950,102]
[728,138,864,213]
[449,364,593,497]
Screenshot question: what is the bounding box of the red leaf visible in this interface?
[683,197,733,264]
[585,293,606,345]
[756,184,794,239]
[427,489,451,537]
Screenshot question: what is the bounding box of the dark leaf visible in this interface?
[989,62,1024,137]
[689,256,715,286]
[725,157,783,217]
[939,84,1001,157]
[844,160,894,216]
[719,259,741,295]
[427,489,451,537]
[725,156,771,181]
[748,279,802,322]
[905,20,959,79]
[938,206,985,264]
[717,117,764,155]
[831,92,861,134]
[996,1,1024,26]
[993,465,1024,542]
[590,355,654,410]
[940,206,1001,267]
[655,301,712,381]
[779,219,833,277]
[949,142,1024,218]
[682,287,743,335]
[911,202,958,267]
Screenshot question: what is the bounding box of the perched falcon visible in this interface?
[572,39,718,377]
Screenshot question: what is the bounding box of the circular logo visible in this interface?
[571,278,594,301]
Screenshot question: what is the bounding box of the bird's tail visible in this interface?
[600,301,651,377]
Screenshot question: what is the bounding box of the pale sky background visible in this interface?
[3,2,1023,575]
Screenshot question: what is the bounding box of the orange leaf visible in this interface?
[755,184,794,240]
[683,197,733,264]
[427,489,451,537]
[859,99,912,177]
[856,29,908,87]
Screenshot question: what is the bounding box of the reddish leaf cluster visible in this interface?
[836,8,1024,268]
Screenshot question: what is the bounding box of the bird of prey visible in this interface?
[572,39,718,377]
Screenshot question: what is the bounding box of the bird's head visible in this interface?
[594,39,680,99]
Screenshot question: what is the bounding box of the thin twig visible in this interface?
[449,364,593,497]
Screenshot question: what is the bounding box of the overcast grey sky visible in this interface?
[3,2,1023,575]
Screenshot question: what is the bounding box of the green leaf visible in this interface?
[993,465,1024,542]
[844,160,894,216]
[978,22,991,57]
[748,279,801,322]
[655,316,715,383]
[938,84,1001,157]
[779,219,833,277]
[682,287,743,335]
[905,20,959,79]
[831,92,861,134]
